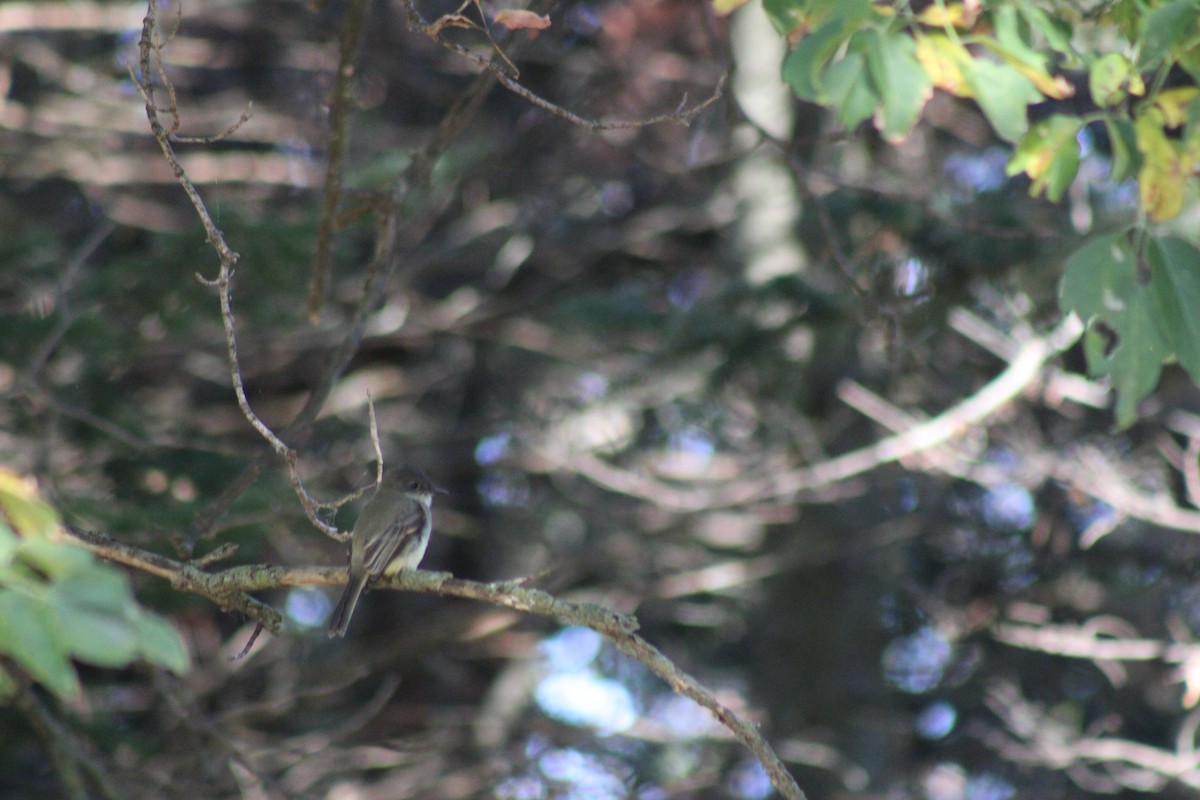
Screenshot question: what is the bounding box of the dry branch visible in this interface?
[553,313,1084,511]
[66,525,807,800]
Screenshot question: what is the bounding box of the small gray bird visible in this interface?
[327,467,446,638]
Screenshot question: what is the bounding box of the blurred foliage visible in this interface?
[757,0,1200,426]
[0,470,188,701]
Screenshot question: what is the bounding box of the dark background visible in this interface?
[4,1,1200,798]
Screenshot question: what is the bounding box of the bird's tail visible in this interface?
[327,572,370,638]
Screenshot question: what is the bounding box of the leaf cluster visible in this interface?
[0,471,188,701]
[753,0,1200,424]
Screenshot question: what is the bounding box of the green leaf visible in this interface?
[0,526,17,568]
[51,566,140,668]
[1007,114,1082,201]
[865,30,933,141]
[0,666,15,700]
[1090,53,1142,107]
[54,563,135,615]
[823,47,877,129]
[994,5,1046,68]
[1018,5,1075,55]
[0,592,79,699]
[780,0,876,100]
[1139,0,1200,69]
[763,0,810,36]
[1060,233,1170,428]
[983,6,1074,98]
[963,59,1042,142]
[135,614,189,674]
[1109,0,1144,43]
[1148,237,1200,381]
[16,538,93,582]
[782,18,850,101]
[1104,118,1140,182]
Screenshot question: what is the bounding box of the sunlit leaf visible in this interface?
[1060,233,1169,427]
[1153,87,1200,128]
[915,34,973,97]
[1090,53,1143,107]
[0,470,60,540]
[980,6,1074,99]
[915,3,977,29]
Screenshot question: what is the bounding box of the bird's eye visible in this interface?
[409,481,420,491]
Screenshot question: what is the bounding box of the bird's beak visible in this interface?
[433,484,450,496]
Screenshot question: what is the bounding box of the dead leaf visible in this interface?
[493,9,551,31]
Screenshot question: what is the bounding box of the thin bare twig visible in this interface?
[401,0,725,132]
[24,221,116,385]
[980,681,1200,791]
[185,23,497,545]
[307,0,371,322]
[133,0,348,545]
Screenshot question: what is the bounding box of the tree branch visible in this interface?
[66,525,807,800]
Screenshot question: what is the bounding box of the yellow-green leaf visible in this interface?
[915,3,977,29]
[0,470,61,540]
[1090,53,1143,107]
[1135,108,1194,221]
[712,0,752,16]
[915,34,974,97]
[1153,87,1200,128]
[984,5,1074,98]
[1007,115,1082,201]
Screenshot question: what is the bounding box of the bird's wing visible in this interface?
[362,501,428,578]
